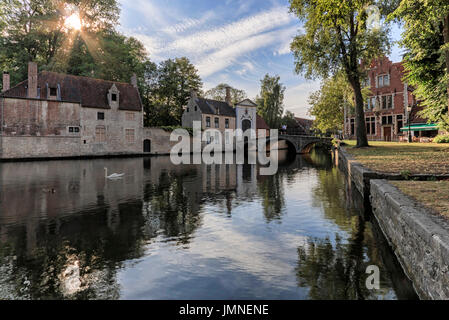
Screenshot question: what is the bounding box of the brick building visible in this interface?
[0,62,144,159]
[344,57,439,142]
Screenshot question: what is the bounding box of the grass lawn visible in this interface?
[343,140,449,175]
[391,181,449,218]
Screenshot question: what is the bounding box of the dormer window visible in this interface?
[50,87,57,96]
[107,84,120,109]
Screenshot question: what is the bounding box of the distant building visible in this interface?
[294,117,314,135]
[0,62,144,159]
[345,56,439,142]
[182,86,263,144]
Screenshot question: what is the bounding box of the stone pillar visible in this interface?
[131,73,138,88]
[28,62,38,98]
[190,89,197,100]
[2,72,10,92]
[225,86,232,106]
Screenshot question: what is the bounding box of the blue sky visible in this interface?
[118,0,404,118]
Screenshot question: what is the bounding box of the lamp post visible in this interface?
[407,105,412,143]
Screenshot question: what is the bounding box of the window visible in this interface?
[50,87,57,96]
[97,112,105,120]
[366,98,373,110]
[365,77,371,87]
[215,132,220,145]
[350,119,355,135]
[68,126,80,133]
[111,93,117,101]
[397,115,404,134]
[195,106,198,112]
[215,117,219,128]
[126,112,135,121]
[206,117,211,128]
[186,107,190,113]
[377,74,390,88]
[125,129,135,144]
[381,95,393,109]
[95,126,106,142]
[365,117,376,135]
[382,116,393,125]
[225,119,230,129]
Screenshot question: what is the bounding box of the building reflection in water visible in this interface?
[0,150,417,300]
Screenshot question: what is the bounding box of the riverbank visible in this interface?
[335,143,449,300]
[342,140,449,175]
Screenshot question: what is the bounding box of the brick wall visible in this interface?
[346,57,415,141]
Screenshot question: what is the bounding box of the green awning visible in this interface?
[400,124,439,132]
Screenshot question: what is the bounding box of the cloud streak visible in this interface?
[123,5,296,77]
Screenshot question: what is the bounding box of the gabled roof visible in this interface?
[195,98,236,117]
[0,71,142,111]
[295,117,314,129]
[257,114,270,130]
[236,99,257,107]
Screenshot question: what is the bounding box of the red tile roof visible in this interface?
[257,114,270,130]
[1,71,142,111]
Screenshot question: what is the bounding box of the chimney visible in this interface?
[225,86,232,106]
[2,72,10,92]
[190,89,197,100]
[28,62,38,98]
[131,73,138,88]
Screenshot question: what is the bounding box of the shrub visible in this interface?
[433,135,449,143]
[400,170,411,180]
[160,126,193,136]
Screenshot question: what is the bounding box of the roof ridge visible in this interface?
[40,71,134,86]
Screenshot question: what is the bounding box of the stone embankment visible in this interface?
[335,146,449,300]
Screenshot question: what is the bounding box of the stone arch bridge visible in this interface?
[268,135,333,154]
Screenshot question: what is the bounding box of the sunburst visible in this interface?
[65,13,82,31]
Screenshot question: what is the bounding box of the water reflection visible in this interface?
[0,150,417,299]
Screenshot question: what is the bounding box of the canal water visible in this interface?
[0,150,417,300]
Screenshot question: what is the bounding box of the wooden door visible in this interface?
[383,127,392,142]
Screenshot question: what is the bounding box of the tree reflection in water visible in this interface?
[0,151,418,300]
[295,151,417,300]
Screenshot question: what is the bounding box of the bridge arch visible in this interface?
[267,135,332,154]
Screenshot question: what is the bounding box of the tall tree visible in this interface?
[392,1,449,130]
[257,74,286,129]
[143,57,203,127]
[0,0,122,85]
[204,83,247,105]
[282,110,298,129]
[308,74,356,134]
[289,0,396,147]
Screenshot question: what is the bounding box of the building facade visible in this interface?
[344,57,439,142]
[181,87,263,145]
[0,62,144,159]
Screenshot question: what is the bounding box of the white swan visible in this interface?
[104,167,125,179]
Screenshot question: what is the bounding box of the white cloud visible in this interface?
[123,6,296,76]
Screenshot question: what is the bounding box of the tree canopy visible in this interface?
[308,73,356,134]
[289,0,396,147]
[256,74,286,129]
[0,0,127,87]
[143,57,203,127]
[204,83,247,105]
[391,0,449,130]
